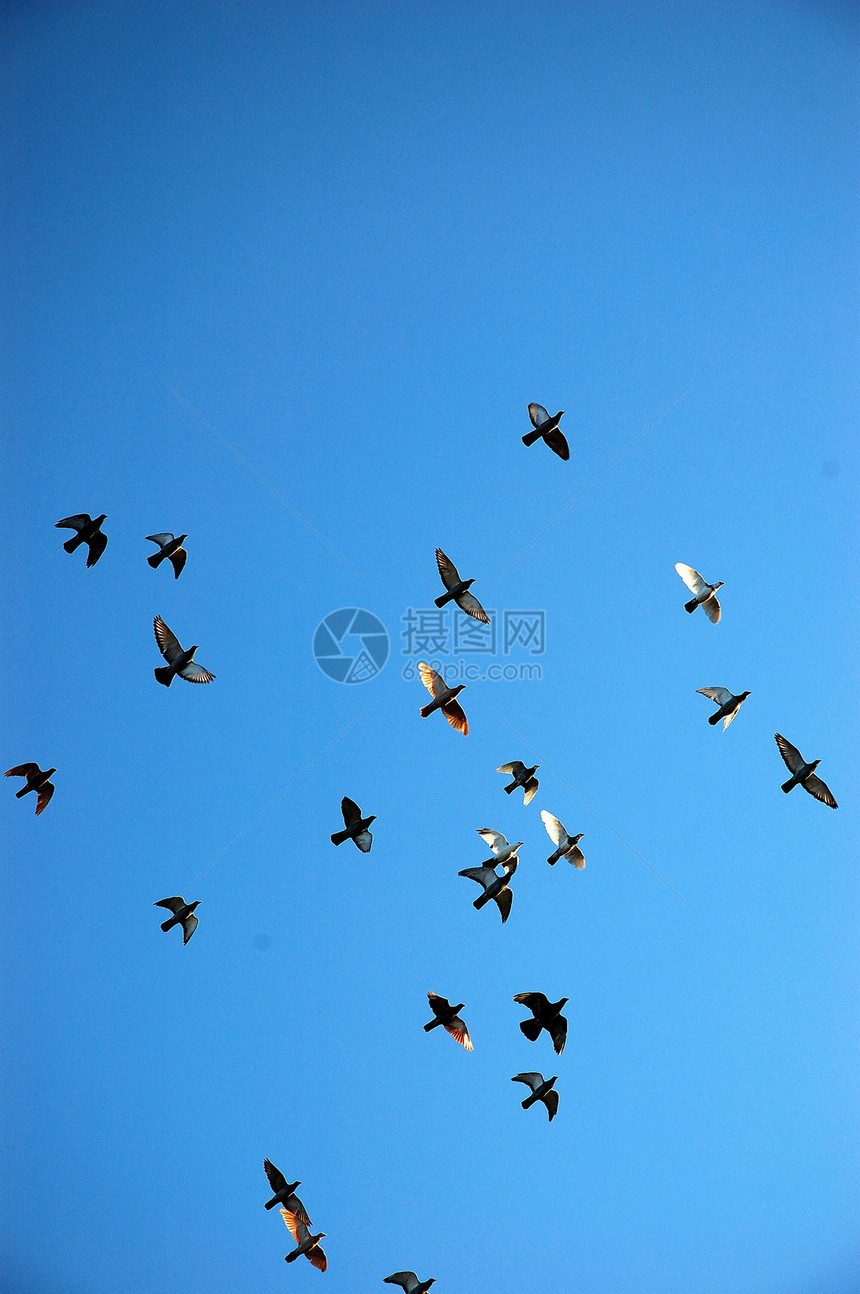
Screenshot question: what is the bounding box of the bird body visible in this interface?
[154,897,200,944]
[459,856,518,922]
[497,761,539,805]
[384,1274,435,1293]
[675,562,723,622]
[263,1160,310,1222]
[475,827,521,866]
[540,811,584,866]
[417,662,468,734]
[330,796,375,850]
[434,549,489,623]
[55,513,108,567]
[522,404,569,460]
[697,688,751,730]
[514,992,569,1054]
[774,734,837,807]
[5,763,57,815]
[281,1209,326,1270]
[146,533,188,578]
[512,1072,559,1120]
[153,615,215,686]
[423,991,473,1049]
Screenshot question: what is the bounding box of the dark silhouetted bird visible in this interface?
[418,663,468,734]
[459,856,518,923]
[154,897,200,944]
[540,811,585,867]
[384,1274,435,1293]
[675,562,723,623]
[5,763,56,815]
[153,615,215,686]
[514,992,568,1055]
[697,687,751,730]
[423,992,473,1050]
[146,533,188,579]
[497,760,539,805]
[774,734,838,808]
[522,404,569,460]
[330,797,375,851]
[55,514,107,567]
[263,1160,310,1223]
[281,1210,326,1271]
[512,1072,559,1121]
[434,549,489,623]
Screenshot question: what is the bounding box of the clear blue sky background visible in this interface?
[2,2,858,1291]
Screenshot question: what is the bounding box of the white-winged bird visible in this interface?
[423,991,473,1050]
[697,687,751,730]
[262,1160,310,1223]
[384,1274,435,1293]
[434,549,489,624]
[774,734,838,808]
[497,760,539,805]
[540,811,585,867]
[514,992,568,1055]
[146,533,188,579]
[154,897,200,944]
[330,797,375,851]
[512,1072,559,1121]
[5,763,56,815]
[153,615,215,686]
[55,513,108,567]
[281,1209,326,1271]
[522,404,569,461]
[675,562,724,623]
[417,663,468,734]
[475,827,522,866]
[458,856,518,923]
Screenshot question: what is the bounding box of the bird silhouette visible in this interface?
[417,663,468,734]
[281,1209,327,1270]
[423,992,473,1050]
[512,1072,559,1120]
[146,532,188,579]
[521,404,569,460]
[774,734,837,807]
[697,687,750,730]
[459,856,518,923]
[514,992,568,1054]
[263,1160,310,1223]
[384,1274,435,1293]
[497,760,539,805]
[330,797,375,851]
[5,763,56,815]
[434,549,489,623]
[153,615,215,686]
[55,514,108,567]
[154,897,200,944]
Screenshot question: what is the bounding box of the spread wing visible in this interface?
[280,1209,306,1244]
[35,782,55,814]
[168,547,187,578]
[455,590,489,624]
[353,830,373,852]
[146,533,174,548]
[522,777,539,806]
[697,687,732,706]
[55,514,90,531]
[544,426,569,460]
[181,914,199,944]
[435,548,462,590]
[702,594,721,624]
[540,811,566,846]
[178,662,215,684]
[674,562,707,595]
[528,403,550,429]
[418,662,445,698]
[494,887,513,923]
[458,865,498,891]
[427,991,450,1016]
[514,991,549,1013]
[568,844,585,869]
[5,763,41,780]
[512,1072,543,1093]
[442,699,468,734]
[153,616,183,664]
[445,1016,473,1050]
[497,762,525,776]
[477,828,509,855]
[803,774,837,809]
[85,531,107,566]
[264,1158,287,1193]
[154,896,186,914]
[549,1015,567,1055]
[384,1274,418,1291]
[306,1243,327,1272]
[774,734,804,774]
[542,1089,559,1120]
[341,796,362,826]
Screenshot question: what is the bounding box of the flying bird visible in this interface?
[55,513,108,567]
[423,992,473,1050]
[434,549,489,624]
[697,687,751,730]
[475,827,522,866]
[774,734,838,808]
[417,662,468,734]
[521,404,569,460]
[384,1274,435,1293]
[281,1209,327,1271]
[540,811,585,867]
[497,760,539,805]
[146,533,188,579]
[152,615,215,686]
[154,897,200,944]
[262,1160,310,1223]
[5,763,56,815]
[330,797,375,851]
[675,563,724,622]
[513,992,568,1055]
[512,1072,559,1121]
[458,856,518,923]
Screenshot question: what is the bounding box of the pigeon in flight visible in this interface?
[540,811,585,867]
[384,1274,435,1293]
[154,897,200,944]
[458,856,518,923]
[521,404,569,461]
[476,827,522,867]
[418,663,468,735]
[330,797,375,851]
[5,763,56,815]
[675,563,724,622]
[281,1209,327,1271]
[262,1160,310,1223]
[513,992,568,1055]
[512,1072,559,1121]
[697,687,751,730]
[434,549,489,624]
[153,615,215,686]
[423,992,473,1050]
[146,533,188,579]
[497,760,539,805]
[774,734,838,808]
[55,514,108,567]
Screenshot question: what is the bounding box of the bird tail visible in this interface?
[684,597,698,613]
[503,783,514,794]
[285,1252,299,1264]
[434,592,453,608]
[147,551,165,568]
[423,1019,442,1032]
[547,850,561,865]
[15,786,29,799]
[521,1093,537,1109]
[160,917,176,932]
[781,778,794,794]
[708,711,721,725]
[63,534,83,553]
[264,1197,279,1210]
[519,1018,542,1042]
[522,429,542,447]
[473,891,491,910]
[419,703,435,718]
[154,667,174,687]
[330,828,350,846]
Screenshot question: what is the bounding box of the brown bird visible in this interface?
[55,513,108,567]
[281,1209,327,1271]
[417,662,468,734]
[423,992,473,1050]
[5,763,56,815]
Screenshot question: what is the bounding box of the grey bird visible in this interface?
[512,1072,559,1121]
[418,662,468,734]
[384,1274,435,1293]
[540,811,585,867]
[262,1160,310,1223]
[434,549,489,624]
[423,991,473,1050]
[153,615,215,686]
[675,562,724,623]
[281,1209,327,1271]
[697,687,751,730]
[146,533,188,579]
[522,404,569,461]
[154,896,200,944]
[513,992,568,1055]
[330,797,375,851]
[458,856,518,923]
[774,734,838,808]
[55,513,108,567]
[5,763,57,816]
[497,760,539,805]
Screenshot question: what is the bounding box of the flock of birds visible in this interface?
[7,404,839,1283]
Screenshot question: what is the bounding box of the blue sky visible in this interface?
[2,1,858,1290]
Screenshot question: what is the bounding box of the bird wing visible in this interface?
[543,1089,559,1120]
[522,777,539,806]
[774,734,804,774]
[85,531,107,566]
[181,914,199,944]
[540,811,566,846]
[494,887,513,923]
[513,991,549,1013]
[341,796,362,826]
[55,514,90,531]
[146,533,174,548]
[568,845,585,869]
[674,562,707,594]
[458,865,498,891]
[702,594,721,624]
[154,896,186,914]
[445,1016,473,1050]
[477,828,509,854]
[280,1209,307,1243]
[353,830,373,852]
[5,763,41,780]
[549,1015,568,1055]
[441,699,469,734]
[264,1158,288,1193]
[178,662,216,684]
[427,991,450,1016]
[306,1243,327,1272]
[384,1274,418,1291]
[153,615,183,664]
[417,661,445,698]
[285,1193,311,1226]
[497,762,525,776]
[456,590,489,624]
[35,782,55,815]
[544,426,570,460]
[697,687,732,706]
[528,403,550,429]
[803,774,837,809]
[435,547,462,591]
[512,1072,543,1093]
[168,547,187,578]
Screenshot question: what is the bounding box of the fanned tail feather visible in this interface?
[154,666,174,687]
[519,1018,542,1042]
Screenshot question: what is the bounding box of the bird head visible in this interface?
[45,769,58,778]
[463,578,475,589]
[739,691,751,700]
[556,997,570,1011]
[367,815,378,825]
[555,410,565,418]
[177,534,188,543]
[808,760,821,772]
[286,1180,300,1192]
[449,684,466,697]
[571,833,584,844]
[188,645,199,656]
[187,901,201,913]
[453,1003,465,1014]
[313,1232,326,1242]
[96,514,108,524]
[712,581,725,591]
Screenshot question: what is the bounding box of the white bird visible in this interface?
[281,1209,327,1270]
[475,828,521,866]
[696,687,751,730]
[540,811,585,867]
[384,1274,435,1293]
[675,562,724,623]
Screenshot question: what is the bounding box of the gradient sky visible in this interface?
[2,2,858,1291]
